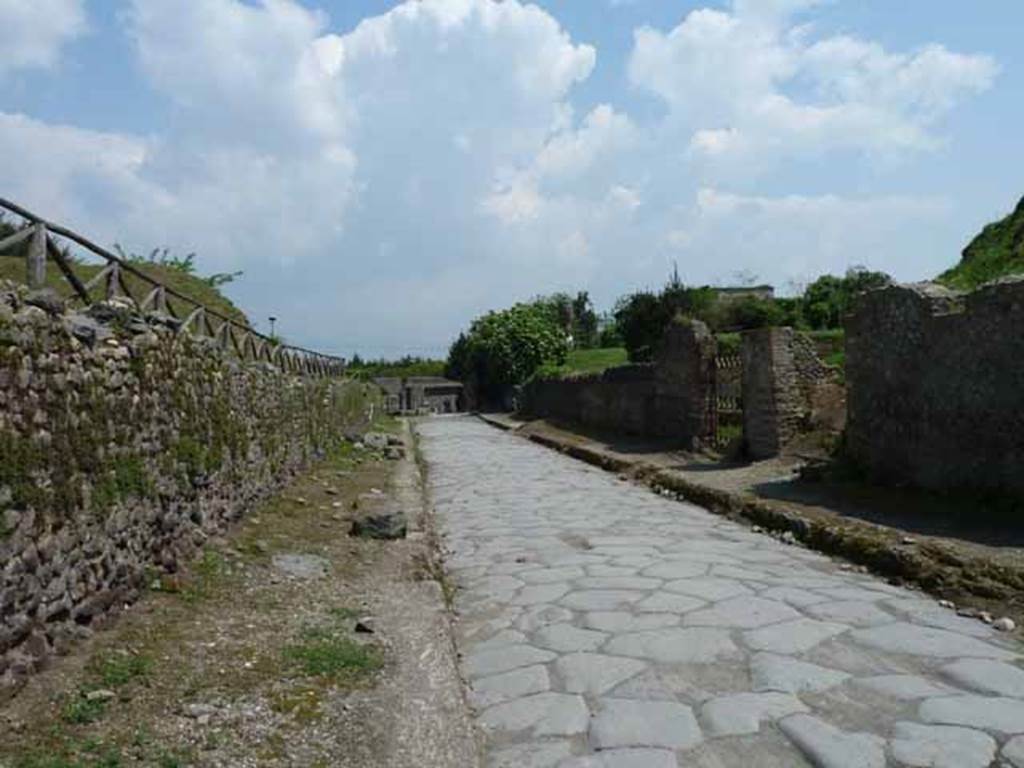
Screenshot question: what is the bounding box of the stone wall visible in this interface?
[741,328,844,459]
[846,278,1024,494]
[519,364,657,436]
[0,283,370,696]
[520,319,716,447]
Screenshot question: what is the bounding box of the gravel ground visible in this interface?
[0,420,479,768]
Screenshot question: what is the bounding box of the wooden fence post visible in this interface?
[27,224,47,289]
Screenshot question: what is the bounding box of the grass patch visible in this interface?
[327,606,361,621]
[534,347,629,380]
[715,333,741,356]
[283,625,382,681]
[0,251,250,327]
[180,549,227,603]
[60,694,109,726]
[88,651,153,689]
[372,415,403,435]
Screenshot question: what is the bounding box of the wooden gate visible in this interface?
[708,353,743,450]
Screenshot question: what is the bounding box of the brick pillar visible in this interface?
[741,327,804,459]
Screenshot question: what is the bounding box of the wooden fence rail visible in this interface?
[0,198,345,377]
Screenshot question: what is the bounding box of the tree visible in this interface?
[802,267,891,329]
[612,269,717,361]
[446,300,570,404]
[571,291,599,349]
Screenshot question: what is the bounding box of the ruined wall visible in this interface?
[845,278,1024,494]
[520,319,716,447]
[0,283,369,696]
[519,364,656,436]
[742,327,844,459]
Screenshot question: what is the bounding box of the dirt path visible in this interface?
[0,419,479,768]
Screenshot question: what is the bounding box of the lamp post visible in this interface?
[269,316,277,339]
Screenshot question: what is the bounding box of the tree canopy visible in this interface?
[445,299,570,403]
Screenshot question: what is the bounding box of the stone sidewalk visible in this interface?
[418,416,1024,768]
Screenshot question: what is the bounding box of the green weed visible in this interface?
[283,626,382,680]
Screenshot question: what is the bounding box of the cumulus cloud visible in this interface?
[0,0,1000,354]
[0,0,87,76]
[629,2,997,168]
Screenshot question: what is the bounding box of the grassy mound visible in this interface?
[939,195,1024,290]
[0,219,250,326]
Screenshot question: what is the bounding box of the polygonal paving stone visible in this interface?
[556,748,678,768]
[779,714,886,768]
[465,644,557,678]
[590,698,702,750]
[516,606,575,632]
[683,596,801,629]
[759,586,831,607]
[586,564,643,578]
[663,578,753,601]
[472,574,527,592]
[635,593,706,614]
[711,565,774,582]
[820,587,895,602]
[606,669,679,702]
[605,627,739,664]
[941,658,1024,697]
[750,653,851,694]
[489,740,574,768]
[1003,735,1024,767]
[512,583,572,606]
[470,665,551,708]
[641,561,709,580]
[888,722,996,768]
[850,623,1016,660]
[853,675,953,701]
[700,691,807,736]
[583,612,678,633]
[805,601,896,627]
[520,567,587,584]
[742,619,849,654]
[903,609,998,639]
[534,623,608,653]
[919,695,1024,734]
[467,628,528,651]
[560,590,643,611]
[480,692,590,737]
[574,576,661,591]
[555,653,647,695]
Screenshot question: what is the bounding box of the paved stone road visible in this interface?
[419,417,1024,768]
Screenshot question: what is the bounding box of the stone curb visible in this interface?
[475,415,1024,619]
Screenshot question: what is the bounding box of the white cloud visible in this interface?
[630,2,997,168]
[0,0,1000,355]
[0,0,87,76]
[671,188,955,287]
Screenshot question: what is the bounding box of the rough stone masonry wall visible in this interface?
[845,278,1024,494]
[520,319,716,447]
[519,364,657,436]
[0,283,368,697]
[742,327,844,459]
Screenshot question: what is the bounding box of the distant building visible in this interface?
[375,376,464,415]
[713,285,775,304]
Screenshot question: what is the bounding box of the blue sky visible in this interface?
[1,0,1021,357]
